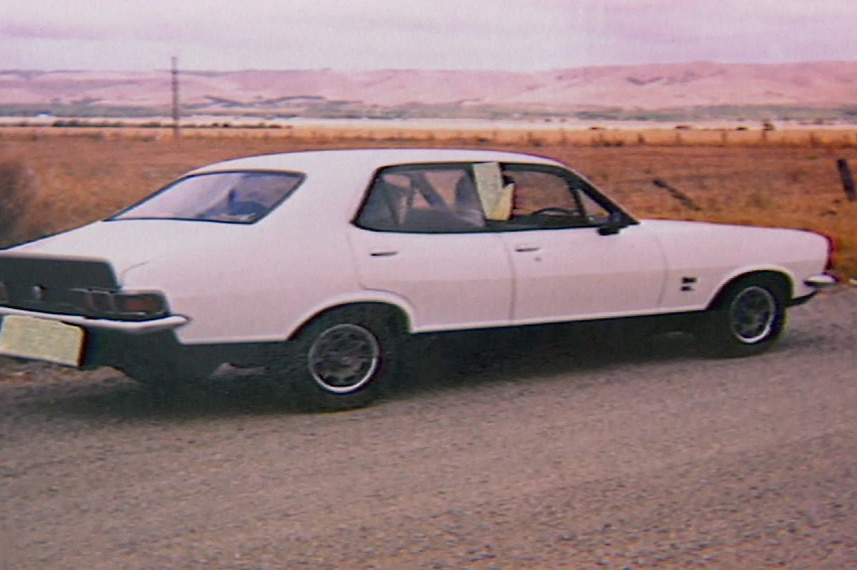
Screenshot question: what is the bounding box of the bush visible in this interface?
[0,159,35,247]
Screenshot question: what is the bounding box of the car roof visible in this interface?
[188,148,564,175]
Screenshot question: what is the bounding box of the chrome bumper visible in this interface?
[0,306,188,335]
[804,274,838,288]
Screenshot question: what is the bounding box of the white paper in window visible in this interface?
[473,162,512,221]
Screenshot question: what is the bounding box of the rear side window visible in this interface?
[356,165,486,233]
[112,171,304,224]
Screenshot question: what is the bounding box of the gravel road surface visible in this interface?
[2,288,856,569]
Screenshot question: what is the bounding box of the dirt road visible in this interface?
[3,289,856,569]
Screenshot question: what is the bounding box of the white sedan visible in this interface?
[0,149,835,410]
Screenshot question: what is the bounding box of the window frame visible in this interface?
[352,161,637,235]
[494,162,636,232]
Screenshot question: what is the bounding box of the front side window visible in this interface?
[111,171,304,224]
[494,165,614,230]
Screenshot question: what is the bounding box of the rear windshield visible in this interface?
[111,171,304,224]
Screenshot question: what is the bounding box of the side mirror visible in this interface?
[597,212,629,236]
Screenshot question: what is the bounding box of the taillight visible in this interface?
[113,292,168,317]
[74,289,169,320]
[89,290,115,313]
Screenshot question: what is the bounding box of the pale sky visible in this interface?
[1,0,856,72]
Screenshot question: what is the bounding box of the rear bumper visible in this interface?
[0,306,188,335]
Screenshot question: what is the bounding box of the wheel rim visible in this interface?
[307,323,381,394]
[728,286,777,344]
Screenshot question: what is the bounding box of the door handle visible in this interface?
[370,250,398,257]
[514,245,541,252]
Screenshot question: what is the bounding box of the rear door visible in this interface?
[348,164,513,332]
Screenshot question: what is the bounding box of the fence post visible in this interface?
[836,158,857,202]
[652,178,701,211]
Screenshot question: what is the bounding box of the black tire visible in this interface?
[696,277,787,358]
[277,306,402,412]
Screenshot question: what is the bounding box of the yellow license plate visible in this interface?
[0,315,84,367]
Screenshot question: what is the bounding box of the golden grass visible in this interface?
[1,126,855,277]
[5,123,857,148]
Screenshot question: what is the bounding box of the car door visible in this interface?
[348,163,513,332]
[493,164,667,325]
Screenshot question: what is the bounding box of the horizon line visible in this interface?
[4,59,857,75]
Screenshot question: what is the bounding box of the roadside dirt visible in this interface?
[2,288,856,569]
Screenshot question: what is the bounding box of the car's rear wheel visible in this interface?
[276,306,402,411]
[697,276,787,357]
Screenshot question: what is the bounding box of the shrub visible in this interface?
[0,159,35,247]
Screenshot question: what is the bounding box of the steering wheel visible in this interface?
[531,207,579,217]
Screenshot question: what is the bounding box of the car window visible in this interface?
[356,165,487,233]
[489,165,612,230]
[111,171,304,224]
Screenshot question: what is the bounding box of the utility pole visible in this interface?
[171,56,181,141]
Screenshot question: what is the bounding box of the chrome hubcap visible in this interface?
[729,286,776,344]
[307,323,380,393]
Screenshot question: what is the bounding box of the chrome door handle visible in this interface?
[370,250,398,257]
[514,245,540,252]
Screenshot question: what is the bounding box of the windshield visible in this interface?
[111,171,304,224]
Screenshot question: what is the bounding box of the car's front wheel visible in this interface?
[697,276,787,357]
[277,306,402,411]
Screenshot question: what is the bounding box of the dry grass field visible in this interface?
[1,125,856,277]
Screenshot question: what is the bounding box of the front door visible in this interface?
[492,164,667,324]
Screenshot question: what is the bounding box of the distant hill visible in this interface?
[2,61,857,122]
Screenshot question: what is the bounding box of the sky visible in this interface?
[1,0,856,72]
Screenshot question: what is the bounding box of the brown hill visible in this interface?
[2,61,857,117]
